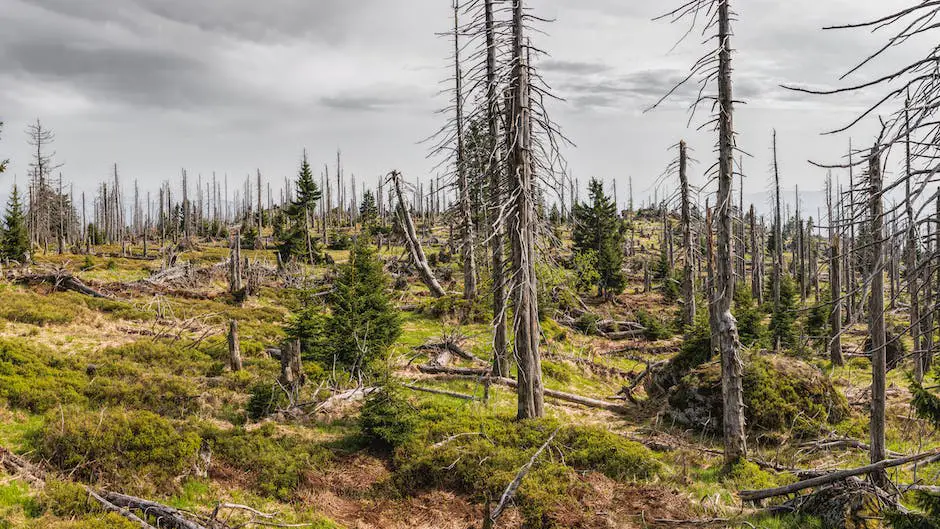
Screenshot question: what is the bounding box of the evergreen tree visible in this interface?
[769,275,798,349]
[1,185,30,262]
[359,189,378,227]
[277,152,322,263]
[290,239,400,376]
[572,178,626,299]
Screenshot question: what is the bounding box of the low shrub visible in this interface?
[245,382,289,421]
[636,309,673,340]
[202,423,333,501]
[0,338,86,413]
[380,400,661,528]
[0,288,80,326]
[40,480,97,517]
[27,407,200,489]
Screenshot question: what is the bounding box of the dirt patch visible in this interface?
[297,454,490,529]
[549,473,693,529]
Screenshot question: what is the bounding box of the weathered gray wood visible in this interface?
[739,449,940,502]
[228,319,242,372]
[867,144,888,488]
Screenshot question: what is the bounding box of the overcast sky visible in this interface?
[0,0,923,213]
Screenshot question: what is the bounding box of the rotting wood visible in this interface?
[389,170,446,298]
[738,449,940,502]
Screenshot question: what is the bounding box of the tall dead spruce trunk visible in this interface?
[827,176,844,366]
[454,0,478,301]
[679,140,695,327]
[867,145,888,488]
[485,0,509,377]
[715,0,747,466]
[509,0,544,420]
[772,130,783,309]
[904,101,924,381]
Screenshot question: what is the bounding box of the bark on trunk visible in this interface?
[509,0,544,420]
[454,0,478,301]
[228,319,242,372]
[867,144,887,488]
[716,0,747,467]
[828,178,844,366]
[486,0,509,377]
[679,140,695,327]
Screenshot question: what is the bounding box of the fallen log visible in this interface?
[415,342,487,365]
[87,489,157,529]
[417,365,490,376]
[390,171,446,298]
[10,271,112,299]
[739,449,940,502]
[99,491,205,529]
[422,374,629,413]
[402,384,477,401]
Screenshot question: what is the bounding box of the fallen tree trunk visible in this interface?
[390,170,446,298]
[417,365,490,376]
[422,374,628,413]
[9,271,111,299]
[403,384,477,401]
[416,342,487,365]
[88,489,157,529]
[739,449,940,502]
[100,491,206,529]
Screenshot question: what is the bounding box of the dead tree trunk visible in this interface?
[772,130,783,308]
[867,144,888,488]
[750,205,763,304]
[228,319,242,372]
[679,140,695,327]
[828,176,844,366]
[509,0,544,420]
[454,0,478,301]
[279,339,303,405]
[229,230,242,296]
[706,203,718,359]
[390,171,446,298]
[904,102,924,381]
[715,0,747,467]
[485,0,509,377]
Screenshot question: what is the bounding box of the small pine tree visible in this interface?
[290,239,400,376]
[359,189,378,227]
[278,152,322,263]
[769,275,798,350]
[1,185,30,262]
[572,178,626,299]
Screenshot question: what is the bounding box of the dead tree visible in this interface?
[827,175,844,366]
[453,0,478,301]
[228,319,242,372]
[749,205,763,305]
[772,130,784,308]
[229,230,242,296]
[679,140,695,327]
[390,171,446,298]
[279,339,303,405]
[653,0,747,466]
[867,144,888,488]
[507,0,544,420]
[485,0,509,377]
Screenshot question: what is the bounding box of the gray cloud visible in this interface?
[541,59,611,75]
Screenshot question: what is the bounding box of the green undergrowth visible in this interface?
[360,388,662,528]
[27,407,200,493]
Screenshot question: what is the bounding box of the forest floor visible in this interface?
[0,219,936,529]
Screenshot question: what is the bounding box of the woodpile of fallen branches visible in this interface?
[5,267,112,298]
